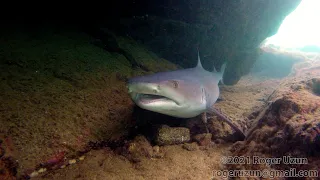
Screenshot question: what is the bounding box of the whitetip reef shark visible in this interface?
[127,50,245,140]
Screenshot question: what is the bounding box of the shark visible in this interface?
[127,50,245,140]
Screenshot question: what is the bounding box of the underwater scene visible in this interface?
[1,0,320,179]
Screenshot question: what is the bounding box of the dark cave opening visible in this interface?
[312,78,320,96]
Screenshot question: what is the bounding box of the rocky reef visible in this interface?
[228,73,320,178]
[103,0,301,85]
[2,0,316,179]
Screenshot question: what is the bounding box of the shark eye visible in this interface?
[170,80,179,88]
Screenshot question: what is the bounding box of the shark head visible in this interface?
[127,70,207,118]
[127,49,226,118]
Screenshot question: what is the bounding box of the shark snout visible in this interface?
[127,82,160,95]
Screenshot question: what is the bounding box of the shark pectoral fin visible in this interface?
[208,107,245,141]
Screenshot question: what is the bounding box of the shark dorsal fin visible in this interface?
[212,64,217,72]
[196,48,203,69]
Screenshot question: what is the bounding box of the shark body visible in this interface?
[127,51,245,140]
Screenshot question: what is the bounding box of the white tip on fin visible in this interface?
[196,48,203,69]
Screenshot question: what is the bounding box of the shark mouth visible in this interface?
[132,93,178,105]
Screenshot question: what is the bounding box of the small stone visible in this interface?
[29,171,39,178]
[155,125,190,145]
[214,139,226,144]
[193,133,212,146]
[291,84,303,91]
[60,165,66,169]
[79,156,85,161]
[122,135,154,162]
[152,145,165,158]
[128,135,153,158]
[38,168,47,173]
[68,159,77,165]
[182,142,199,151]
[153,146,160,154]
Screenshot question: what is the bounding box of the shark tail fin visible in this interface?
[218,62,227,85]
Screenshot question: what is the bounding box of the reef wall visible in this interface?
[104,0,301,85]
